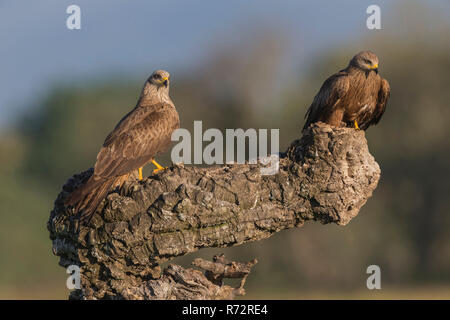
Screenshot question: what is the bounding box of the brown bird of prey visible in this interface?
[65,70,180,222]
[303,51,390,132]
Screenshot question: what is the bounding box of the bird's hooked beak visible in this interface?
[370,63,379,74]
[162,77,168,88]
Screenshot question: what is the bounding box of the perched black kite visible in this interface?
[303,51,390,132]
[65,70,180,222]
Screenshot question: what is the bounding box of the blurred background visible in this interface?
[0,0,449,299]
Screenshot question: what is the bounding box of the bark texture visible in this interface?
[48,123,381,300]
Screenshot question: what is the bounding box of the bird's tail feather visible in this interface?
[65,176,118,224]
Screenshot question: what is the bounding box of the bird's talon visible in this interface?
[152,167,167,174]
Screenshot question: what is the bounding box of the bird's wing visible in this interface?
[303,71,350,131]
[94,103,179,179]
[103,104,160,147]
[370,78,390,126]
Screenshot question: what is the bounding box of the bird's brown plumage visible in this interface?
[65,70,180,223]
[303,51,390,132]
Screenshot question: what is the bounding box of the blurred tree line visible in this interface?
[0,4,449,298]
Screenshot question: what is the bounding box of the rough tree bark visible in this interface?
[48,123,381,300]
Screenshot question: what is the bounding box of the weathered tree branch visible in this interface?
[48,123,380,299]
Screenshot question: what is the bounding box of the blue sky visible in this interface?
[0,0,445,128]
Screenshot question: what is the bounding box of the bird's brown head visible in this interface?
[350,51,380,74]
[148,70,170,89]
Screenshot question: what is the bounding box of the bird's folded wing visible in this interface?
[303,71,350,130]
[103,103,165,146]
[94,104,179,179]
[371,78,390,126]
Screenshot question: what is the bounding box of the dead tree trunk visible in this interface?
[48,123,380,300]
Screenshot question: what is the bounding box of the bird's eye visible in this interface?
[153,74,162,79]
[364,59,371,64]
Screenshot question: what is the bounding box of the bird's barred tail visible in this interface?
[65,176,118,224]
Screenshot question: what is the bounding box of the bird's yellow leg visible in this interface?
[138,167,143,180]
[151,159,166,174]
[354,120,360,130]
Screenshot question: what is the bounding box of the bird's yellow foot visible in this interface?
[354,120,360,130]
[138,167,143,180]
[152,167,166,174]
[151,159,166,174]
